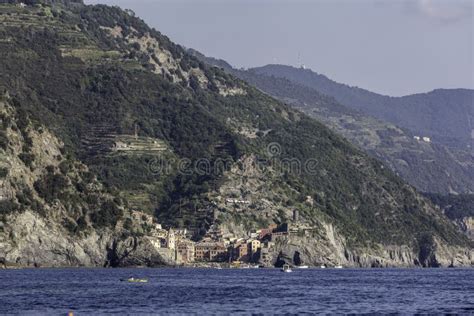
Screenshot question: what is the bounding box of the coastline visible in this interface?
[2,262,472,270]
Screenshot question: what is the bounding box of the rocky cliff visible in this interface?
[265,225,472,268]
[0,99,171,267]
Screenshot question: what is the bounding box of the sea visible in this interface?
[0,268,473,315]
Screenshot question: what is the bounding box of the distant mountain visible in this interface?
[250,65,474,151]
[189,50,474,195]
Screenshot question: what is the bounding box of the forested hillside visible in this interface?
[0,0,471,267]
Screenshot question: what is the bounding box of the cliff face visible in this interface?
[2,210,109,266]
[264,224,472,268]
[456,217,474,241]
[2,209,175,267]
[0,100,170,268]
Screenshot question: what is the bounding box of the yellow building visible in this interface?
[249,239,261,254]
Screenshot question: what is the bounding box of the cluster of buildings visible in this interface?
[173,224,286,265]
[139,209,316,266]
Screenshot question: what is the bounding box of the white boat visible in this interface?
[297,265,309,269]
[281,264,292,273]
[334,265,343,269]
[320,265,326,269]
[121,277,148,283]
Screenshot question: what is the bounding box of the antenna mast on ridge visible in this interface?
[297,52,306,69]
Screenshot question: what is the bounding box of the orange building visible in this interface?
[195,242,228,262]
[258,224,278,239]
[232,242,249,262]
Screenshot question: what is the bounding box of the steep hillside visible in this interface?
[189,50,474,195]
[0,98,176,267]
[0,0,471,267]
[251,65,474,151]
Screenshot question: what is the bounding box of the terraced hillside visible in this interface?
[0,0,471,267]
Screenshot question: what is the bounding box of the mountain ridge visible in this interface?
[251,64,474,150]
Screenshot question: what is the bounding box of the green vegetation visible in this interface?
[0,130,8,149]
[33,168,69,203]
[90,200,122,228]
[0,167,8,178]
[425,193,474,220]
[0,200,19,215]
[0,1,470,249]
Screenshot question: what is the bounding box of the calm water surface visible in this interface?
[0,268,473,314]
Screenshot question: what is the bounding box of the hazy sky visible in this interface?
[84,0,473,96]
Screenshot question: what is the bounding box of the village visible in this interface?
[135,209,316,267]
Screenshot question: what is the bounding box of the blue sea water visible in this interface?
[0,268,473,315]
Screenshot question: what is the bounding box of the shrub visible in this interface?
[0,200,19,215]
[34,172,69,203]
[0,167,8,178]
[0,131,8,150]
[123,217,133,230]
[76,216,88,231]
[90,200,123,228]
[19,153,35,168]
[63,218,77,234]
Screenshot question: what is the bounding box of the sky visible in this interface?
[84,0,473,96]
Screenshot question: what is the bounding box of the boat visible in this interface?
[334,265,343,269]
[281,264,292,273]
[320,265,326,269]
[297,265,309,269]
[121,277,148,283]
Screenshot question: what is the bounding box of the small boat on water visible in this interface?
[281,264,293,273]
[334,265,343,269]
[320,265,326,269]
[297,265,309,269]
[121,277,148,283]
